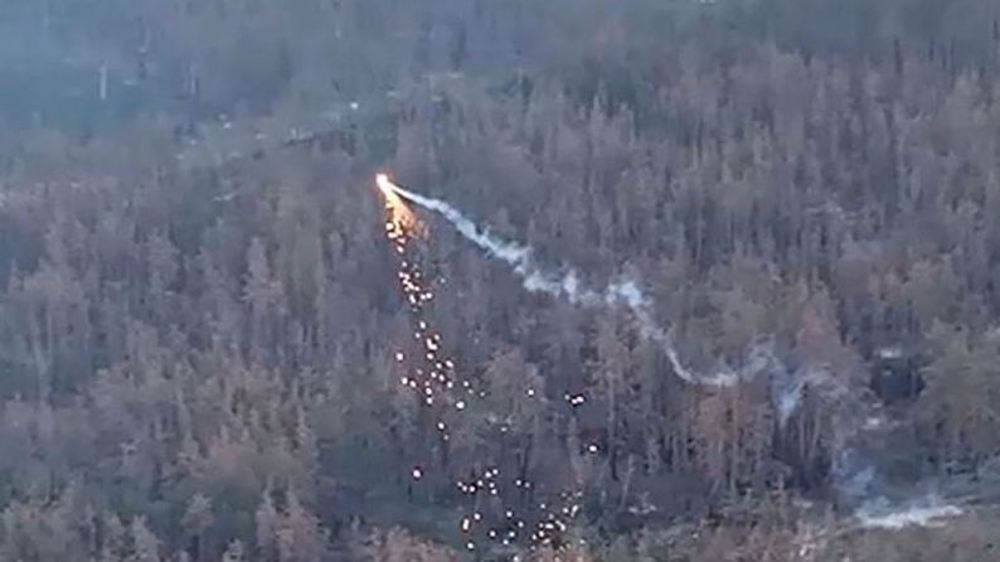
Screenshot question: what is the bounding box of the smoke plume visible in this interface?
[384,177,959,521]
[386,179,740,387]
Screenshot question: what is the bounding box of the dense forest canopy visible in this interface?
[2,0,1000,560]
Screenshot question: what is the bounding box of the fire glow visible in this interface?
[377,173,422,237]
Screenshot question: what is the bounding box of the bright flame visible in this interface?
[377,173,422,236]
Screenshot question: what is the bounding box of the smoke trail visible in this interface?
[856,497,963,529]
[387,178,926,519]
[387,180,739,387]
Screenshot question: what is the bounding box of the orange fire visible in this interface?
[377,173,423,237]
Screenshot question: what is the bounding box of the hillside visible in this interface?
[1,1,1000,560]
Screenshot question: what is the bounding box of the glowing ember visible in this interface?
[377,172,583,552]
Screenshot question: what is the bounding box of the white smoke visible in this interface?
[389,183,738,387]
[856,497,963,530]
[392,181,929,516]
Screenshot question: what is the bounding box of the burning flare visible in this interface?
[377,173,422,236]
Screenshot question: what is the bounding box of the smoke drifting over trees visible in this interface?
[2,0,1000,560]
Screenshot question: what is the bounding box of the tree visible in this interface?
[917,323,1000,464]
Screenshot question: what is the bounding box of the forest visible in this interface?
[2,0,1000,560]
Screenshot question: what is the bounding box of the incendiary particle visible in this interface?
[461,518,471,532]
[395,352,405,362]
[412,468,422,480]
[401,377,409,386]
[437,421,446,431]
[588,444,599,453]
[473,512,482,521]
[456,401,466,410]
[466,542,475,551]
[527,388,536,397]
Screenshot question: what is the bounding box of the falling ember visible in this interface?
[377,173,584,552]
